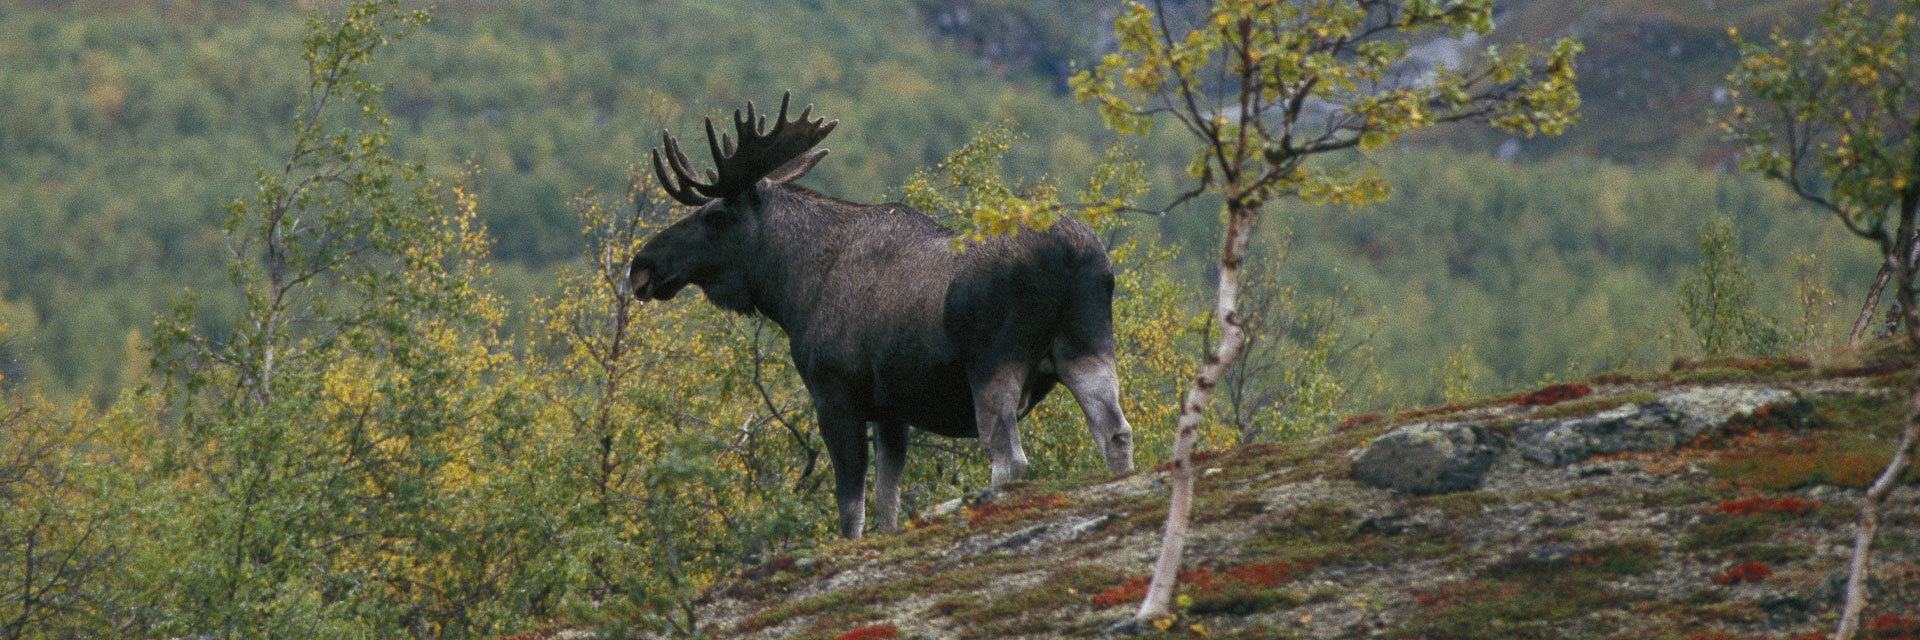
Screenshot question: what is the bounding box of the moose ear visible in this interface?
[762,149,829,186]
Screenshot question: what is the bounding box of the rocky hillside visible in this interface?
[685,346,1920,639]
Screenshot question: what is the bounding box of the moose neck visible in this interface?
[735,186,869,329]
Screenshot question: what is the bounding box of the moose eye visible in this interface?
[701,205,737,228]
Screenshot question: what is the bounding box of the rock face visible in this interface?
[1351,421,1505,495]
[1353,385,1792,494]
[1513,386,1792,467]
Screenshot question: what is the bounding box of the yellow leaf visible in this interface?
[1152,616,1175,630]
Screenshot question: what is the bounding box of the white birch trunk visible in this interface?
[1134,203,1257,623]
[1832,377,1919,640]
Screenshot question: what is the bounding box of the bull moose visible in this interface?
[627,93,1134,538]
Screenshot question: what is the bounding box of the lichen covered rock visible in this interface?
[1351,421,1506,494]
[1514,386,1791,467]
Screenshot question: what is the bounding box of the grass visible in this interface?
[1637,484,1730,508]
[1247,500,1465,567]
[1665,355,1818,386]
[1729,541,1813,564]
[948,563,1128,638]
[1681,515,1779,552]
[1529,390,1658,420]
[1399,541,1661,639]
[1708,432,1915,490]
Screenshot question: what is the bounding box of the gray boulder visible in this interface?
[1514,386,1791,467]
[1352,421,1506,495]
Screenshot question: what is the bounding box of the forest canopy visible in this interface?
[0,0,1877,405]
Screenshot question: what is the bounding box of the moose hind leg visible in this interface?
[972,364,1030,487]
[1060,353,1135,473]
[871,422,908,534]
[819,413,870,539]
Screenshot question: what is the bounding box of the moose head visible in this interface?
[626,93,836,313]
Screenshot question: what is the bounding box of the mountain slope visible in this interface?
[685,348,1920,639]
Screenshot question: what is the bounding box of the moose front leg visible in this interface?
[971,364,1030,487]
[1060,352,1135,473]
[818,409,870,539]
[871,421,908,534]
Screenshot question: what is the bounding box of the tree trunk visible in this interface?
[1832,377,1920,640]
[1833,180,1920,640]
[1134,202,1258,624]
[1849,262,1890,346]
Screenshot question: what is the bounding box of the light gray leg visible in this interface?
[973,364,1030,486]
[1060,353,1135,473]
[872,422,908,534]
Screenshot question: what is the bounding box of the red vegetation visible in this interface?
[1871,614,1920,639]
[831,624,899,640]
[1710,436,1889,490]
[1410,581,1522,609]
[1712,561,1772,585]
[1728,357,1810,372]
[1673,356,1812,373]
[1090,574,1156,607]
[1710,496,1822,516]
[968,493,1071,526]
[1090,561,1307,607]
[1198,561,1302,592]
[1508,382,1593,407]
[1398,403,1468,421]
[1710,402,1820,442]
[1679,629,1846,640]
[1336,412,1385,430]
[1822,359,1909,378]
[738,554,798,580]
[1154,449,1227,472]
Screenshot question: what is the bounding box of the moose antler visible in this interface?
[650,92,838,206]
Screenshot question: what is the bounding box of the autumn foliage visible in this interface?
[830,624,900,640]
[968,494,1073,526]
[1509,383,1594,406]
[1710,496,1823,516]
[1713,561,1773,585]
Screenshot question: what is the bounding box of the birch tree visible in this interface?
[1069,0,1580,625]
[1722,2,1920,636]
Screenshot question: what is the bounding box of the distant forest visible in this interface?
[0,0,1878,404]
